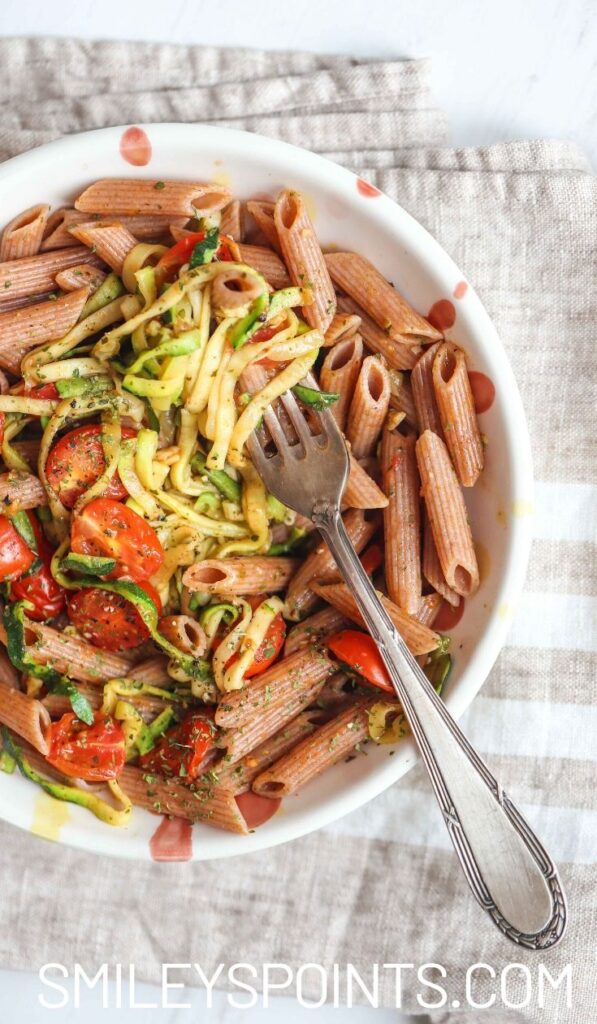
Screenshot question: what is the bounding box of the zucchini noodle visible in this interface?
[220,597,284,692]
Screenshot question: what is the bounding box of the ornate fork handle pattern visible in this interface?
[313,501,567,950]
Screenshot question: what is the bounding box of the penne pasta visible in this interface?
[0,471,47,514]
[119,765,249,834]
[411,341,444,437]
[345,355,391,458]
[217,710,320,794]
[68,220,139,276]
[343,451,389,510]
[380,425,422,614]
[184,557,299,596]
[274,189,336,332]
[422,509,461,607]
[323,310,362,348]
[312,580,440,656]
[215,645,335,730]
[252,701,375,797]
[42,209,187,250]
[336,294,422,369]
[0,204,50,261]
[236,244,291,289]
[246,200,282,253]
[54,264,107,293]
[414,592,443,629]
[284,605,350,656]
[319,334,364,429]
[432,342,484,487]
[220,200,243,241]
[0,287,89,374]
[24,621,132,683]
[416,429,479,597]
[325,252,442,343]
[158,616,207,658]
[75,179,232,218]
[0,676,50,754]
[128,656,172,687]
[284,508,377,620]
[388,369,417,426]
[0,246,102,305]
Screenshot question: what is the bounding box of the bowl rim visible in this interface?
[0,122,534,860]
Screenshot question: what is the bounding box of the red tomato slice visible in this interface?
[250,324,279,343]
[221,595,286,679]
[235,791,281,828]
[67,578,162,652]
[71,498,164,580]
[155,232,234,283]
[327,629,393,693]
[10,512,66,621]
[0,517,35,582]
[13,382,60,400]
[46,712,126,782]
[46,424,137,510]
[139,713,216,780]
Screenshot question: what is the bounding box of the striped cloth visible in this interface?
[0,39,595,1024]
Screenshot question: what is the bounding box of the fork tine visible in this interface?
[263,406,292,452]
[246,432,274,475]
[278,391,315,446]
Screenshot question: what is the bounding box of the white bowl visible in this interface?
[0,123,533,860]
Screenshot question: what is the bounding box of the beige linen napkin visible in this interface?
[0,39,595,1024]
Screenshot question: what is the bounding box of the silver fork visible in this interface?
[248,389,567,949]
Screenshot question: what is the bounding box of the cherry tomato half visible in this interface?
[155,232,235,283]
[71,498,164,581]
[327,629,393,694]
[13,382,60,400]
[359,543,383,577]
[10,512,66,621]
[221,595,286,680]
[46,712,126,782]
[45,424,137,510]
[139,712,216,781]
[0,517,35,582]
[67,578,162,652]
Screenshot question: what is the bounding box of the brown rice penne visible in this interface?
[119,765,249,834]
[411,341,444,437]
[215,645,335,730]
[432,342,484,487]
[343,451,389,510]
[416,429,479,597]
[54,264,107,293]
[346,355,391,458]
[236,243,291,289]
[128,656,172,687]
[68,220,139,276]
[284,605,350,657]
[246,200,282,253]
[217,710,320,794]
[0,676,50,754]
[0,471,47,514]
[24,621,132,683]
[0,246,102,305]
[252,700,375,797]
[415,592,443,628]
[388,370,417,426]
[422,509,461,607]
[325,252,442,343]
[319,334,363,430]
[284,508,377,620]
[312,581,440,656]
[323,311,362,348]
[336,294,422,369]
[274,189,336,332]
[75,179,232,218]
[0,287,89,374]
[220,200,243,241]
[184,557,299,596]
[42,209,187,250]
[0,204,50,261]
[380,425,422,614]
[158,616,207,658]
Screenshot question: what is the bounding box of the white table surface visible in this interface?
[0,1,594,1020]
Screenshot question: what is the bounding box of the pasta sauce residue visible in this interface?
[468,371,496,413]
[427,299,456,332]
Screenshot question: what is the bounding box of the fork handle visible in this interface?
[314,503,566,949]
